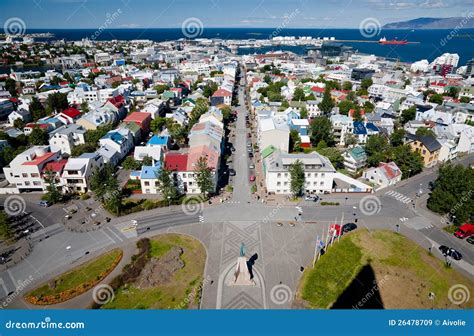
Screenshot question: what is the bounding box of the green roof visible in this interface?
[162,91,175,99]
[261,145,277,159]
[348,146,367,160]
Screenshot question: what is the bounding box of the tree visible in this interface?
[289,129,301,153]
[29,97,46,121]
[71,143,97,157]
[80,101,89,113]
[154,84,170,94]
[0,211,12,241]
[342,81,353,91]
[318,87,335,115]
[28,128,48,145]
[391,145,424,180]
[289,160,305,198]
[90,164,118,202]
[46,92,69,112]
[445,87,459,99]
[203,82,218,98]
[316,147,344,169]
[460,96,471,103]
[142,156,153,166]
[13,118,25,129]
[352,105,363,122]
[400,105,416,125]
[416,127,435,137]
[122,157,142,170]
[427,163,474,225]
[4,78,18,97]
[363,100,375,113]
[155,167,179,201]
[310,116,334,147]
[293,88,305,101]
[194,156,214,198]
[150,117,168,133]
[43,169,62,204]
[300,107,308,120]
[429,93,443,105]
[390,128,405,147]
[365,134,391,167]
[338,100,355,116]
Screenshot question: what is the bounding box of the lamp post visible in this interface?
[167,196,171,207]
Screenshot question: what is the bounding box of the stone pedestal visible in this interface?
[231,257,255,286]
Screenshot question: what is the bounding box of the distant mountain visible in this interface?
[383,17,474,29]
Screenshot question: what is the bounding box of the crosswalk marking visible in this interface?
[385,190,413,205]
[199,215,205,223]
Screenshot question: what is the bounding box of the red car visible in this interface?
[454,223,474,239]
[249,175,256,182]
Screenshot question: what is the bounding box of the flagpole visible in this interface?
[312,234,319,267]
[339,212,344,243]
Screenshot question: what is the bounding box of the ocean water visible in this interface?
[21,28,474,66]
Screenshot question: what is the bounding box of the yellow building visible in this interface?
[407,134,441,168]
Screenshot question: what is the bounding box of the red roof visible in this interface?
[61,107,81,119]
[23,151,56,166]
[26,123,49,130]
[164,153,188,171]
[213,89,232,97]
[311,86,325,93]
[107,95,125,108]
[349,109,366,117]
[42,159,68,173]
[9,97,19,103]
[124,112,150,124]
[379,162,401,180]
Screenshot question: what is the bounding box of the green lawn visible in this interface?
[297,230,474,309]
[27,249,122,304]
[102,234,206,309]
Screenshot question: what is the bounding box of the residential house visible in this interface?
[364,162,402,189]
[49,124,86,155]
[343,146,367,173]
[406,133,441,168]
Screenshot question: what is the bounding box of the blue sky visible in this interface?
[1,0,472,29]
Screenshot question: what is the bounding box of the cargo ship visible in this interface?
[379,37,408,45]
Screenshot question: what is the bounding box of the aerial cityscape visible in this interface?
[0,0,473,335]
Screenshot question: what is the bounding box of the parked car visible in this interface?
[39,200,50,207]
[249,175,256,182]
[342,223,358,233]
[467,236,474,245]
[438,245,463,260]
[248,152,254,158]
[229,169,236,176]
[304,195,319,202]
[247,147,253,153]
[454,223,474,239]
[249,164,255,169]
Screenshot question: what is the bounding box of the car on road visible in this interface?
[454,223,474,239]
[248,152,254,158]
[342,223,357,233]
[39,200,50,207]
[467,236,474,244]
[249,164,255,169]
[304,195,319,202]
[438,245,463,260]
[249,175,256,182]
[229,169,236,176]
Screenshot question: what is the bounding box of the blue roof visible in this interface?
[353,121,367,135]
[147,135,169,146]
[140,162,161,179]
[103,131,124,143]
[130,170,141,177]
[366,123,379,132]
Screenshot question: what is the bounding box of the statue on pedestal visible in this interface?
[232,243,255,286]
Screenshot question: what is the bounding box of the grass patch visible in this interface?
[442,225,458,234]
[102,234,206,309]
[320,201,340,206]
[297,230,474,309]
[299,236,363,308]
[26,249,122,305]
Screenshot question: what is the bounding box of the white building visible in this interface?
[363,162,402,189]
[62,152,104,193]
[263,149,336,195]
[3,146,61,191]
[49,124,86,155]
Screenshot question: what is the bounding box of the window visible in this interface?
[33,181,41,186]
[284,182,288,186]
[31,173,39,178]
[321,173,325,178]
[320,181,324,186]
[22,173,28,178]
[277,173,281,178]
[277,182,281,186]
[144,181,150,186]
